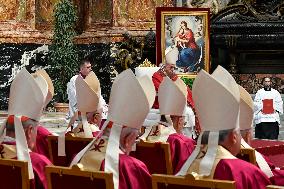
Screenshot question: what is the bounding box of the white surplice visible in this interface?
[254,88,283,125]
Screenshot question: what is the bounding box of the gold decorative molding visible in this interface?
[139,58,155,67]
[0,28,155,44]
[0,30,52,44]
[74,28,152,44]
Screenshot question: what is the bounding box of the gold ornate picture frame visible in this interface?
[156,7,210,78]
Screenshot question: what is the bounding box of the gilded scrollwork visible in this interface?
[111,32,144,72]
[242,0,284,20]
[184,0,234,14]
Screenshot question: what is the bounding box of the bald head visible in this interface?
[159,63,176,79]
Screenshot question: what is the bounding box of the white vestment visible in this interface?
[66,74,108,126]
[254,88,283,125]
[183,106,196,138]
[66,75,79,120]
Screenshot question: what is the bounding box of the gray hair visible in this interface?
[201,128,238,144]
[6,118,38,133]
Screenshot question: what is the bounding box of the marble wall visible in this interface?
[0,43,115,110]
[0,0,234,43]
[0,43,48,109]
[0,0,283,110]
[0,0,175,109]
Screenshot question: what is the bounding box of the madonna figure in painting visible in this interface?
[174,20,201,72]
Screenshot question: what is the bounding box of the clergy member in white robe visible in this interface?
[66,58,108,129]
[254,77,283,139]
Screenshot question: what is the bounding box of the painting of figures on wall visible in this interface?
[0,0,18,21]
[156,7,210,77]
[113,0,173,27]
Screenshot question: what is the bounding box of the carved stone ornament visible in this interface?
[112,32,144,72]
[211,0,284,23]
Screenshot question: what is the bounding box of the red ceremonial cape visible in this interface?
[101,154,152,189]
[167,133,196,174]
[1,142,52,189]
[35,126,53,160]
[152,71,200,134]
[214,158,271,189]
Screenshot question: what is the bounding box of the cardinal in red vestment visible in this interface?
[176,66,271,189]
[70,69,155,189]
[152,49,200,136]
[0,69,53,189]
[141,76,196,174]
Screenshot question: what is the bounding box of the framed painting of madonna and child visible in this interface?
[156,7,210,77]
